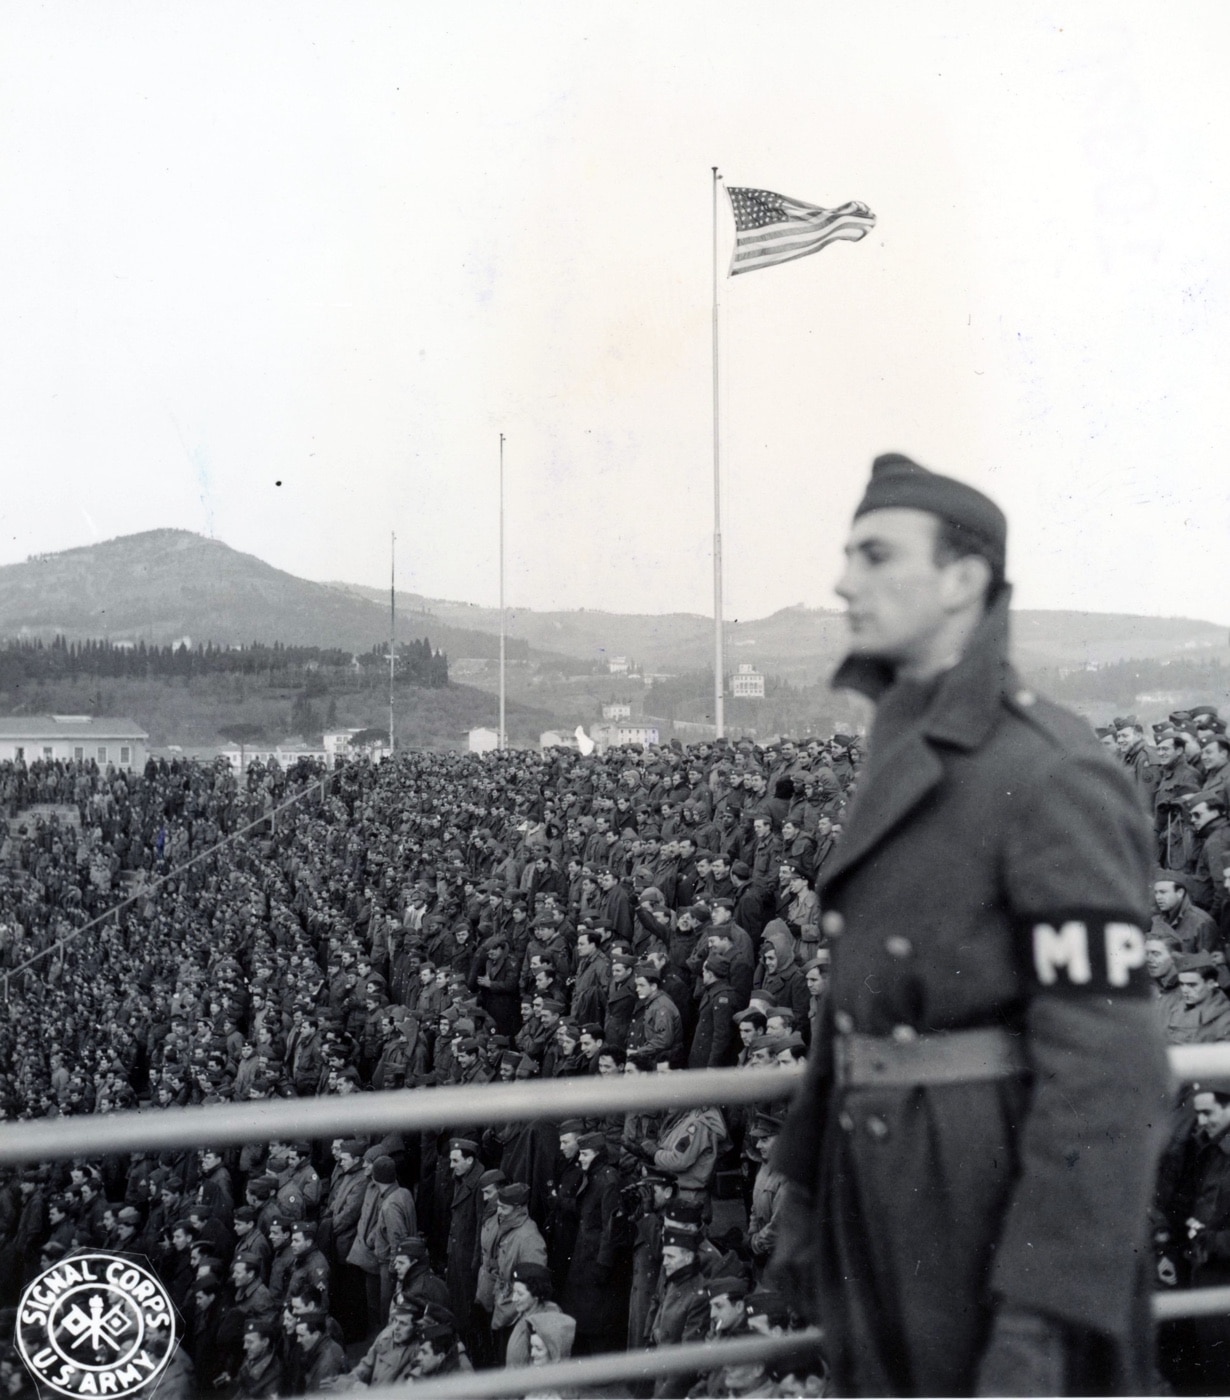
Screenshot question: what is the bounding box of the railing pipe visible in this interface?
[0,1066,798,1164]
[359,1329,825,1400]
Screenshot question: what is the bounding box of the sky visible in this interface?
[2,2,1228,626]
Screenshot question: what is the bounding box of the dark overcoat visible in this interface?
[774,593,1170,1397]
[562,1151,627,1344]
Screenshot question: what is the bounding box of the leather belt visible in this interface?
[834,1027,1029,1090]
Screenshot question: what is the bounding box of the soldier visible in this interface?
[770,453,1169,1395]
[645,1226,711,1397]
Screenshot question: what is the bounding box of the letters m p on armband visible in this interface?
[1024,914,1149,995]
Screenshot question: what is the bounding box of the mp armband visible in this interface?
[1018,911,1150,996]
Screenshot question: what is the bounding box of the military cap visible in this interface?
[577,1132,606,1152]
[661,1227,699,1251]
[558,1119,586,1135]
[117,1206,142,1225]
[640,1170,675,1189]
[338,1138,367,1158]
[371,1156,398,1184]
[479,1168,508,1189]
[1191,705,1221,720]
[497,1182,531,1206]
[455,1036,480,1054]
[634,961,662,982]
[538,998,565,1014]
[290,1220,317,1239]
[298,1308,329,1332]
[234,1205,259,1223]
[265,1214,292,1233]
[419,1320,457,1347]
[710,896,735,911]
[730,860,752,880]
[664,1197,704,1225]
[1178,953,1218,974]
[393,1236,429,1260]
[749,1112,785,1138]
[705,1275,751,1301]
[750,1032,786,1052]
[510,1261,553,1290]
[801,951,831,971]
[1152,869,1189,889]
[705,952,733,978]
[745,1289,792,1323]
[448,1137,479,1156]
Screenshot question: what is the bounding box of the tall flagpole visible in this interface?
[712,167,725,741]
[389,533,396,755]
[498,433,506,752]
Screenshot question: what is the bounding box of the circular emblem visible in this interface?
[17,1252,176,1398]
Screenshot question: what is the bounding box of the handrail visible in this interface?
[359,1329,826,1400]
[1,1044,1226,1165]
[0,1065,796,1164]
[1,767,334,995]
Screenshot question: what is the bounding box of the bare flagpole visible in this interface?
[389,532,396,755]
[498,433,506,751]
[712,167,725,741]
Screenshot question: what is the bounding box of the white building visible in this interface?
[468,726,500,754]
[591,720,660,751]
[602,701,632,721]
[607,656,630,675]
[731,664,765,699]
[0,715,148,769]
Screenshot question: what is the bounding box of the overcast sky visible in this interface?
[2,2,1227,626]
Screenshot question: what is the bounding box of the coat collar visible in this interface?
[822,590,1015,888]
[831,587,1014,751]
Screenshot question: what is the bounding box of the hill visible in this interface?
[336,584,1229,684]
[2,530,520,659]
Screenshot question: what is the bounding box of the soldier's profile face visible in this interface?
[836,509,956,663]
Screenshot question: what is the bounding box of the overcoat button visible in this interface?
[821,912,845,938]
[839,1112,855,1133]
[885,935,913,959]
[866,1116,889,1141]
[834,1011,854,1034]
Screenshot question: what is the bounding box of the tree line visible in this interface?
[0,636,449,688]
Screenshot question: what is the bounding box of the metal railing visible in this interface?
[2,1044,1229,1394]
[1,767,335,999]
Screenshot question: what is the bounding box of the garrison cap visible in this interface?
[705,1275,751,1301]
[854,453,1007,571]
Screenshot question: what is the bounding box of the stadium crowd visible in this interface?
[0,702,1226,1396]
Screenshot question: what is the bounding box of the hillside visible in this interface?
[1,531,520,660]
[337,584,1229,684]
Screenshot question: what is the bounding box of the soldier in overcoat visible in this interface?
[771,454,1169,1396]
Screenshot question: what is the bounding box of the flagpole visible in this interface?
[498,432,506,752]
[712,167,725,741]
[389,532,396,755]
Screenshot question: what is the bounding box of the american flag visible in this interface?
[726,187,876,276]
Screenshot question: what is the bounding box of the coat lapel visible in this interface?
[822,590,1014,888]
[821,731,944,887]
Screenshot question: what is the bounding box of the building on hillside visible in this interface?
[0,716,148,769]
[602,701,632,721]
[607,656,630,675]
[591,720,660,751]
[731,664,765,699]
[468,726,500,754]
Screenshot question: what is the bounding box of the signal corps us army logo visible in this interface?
[17,1253,176,1397]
